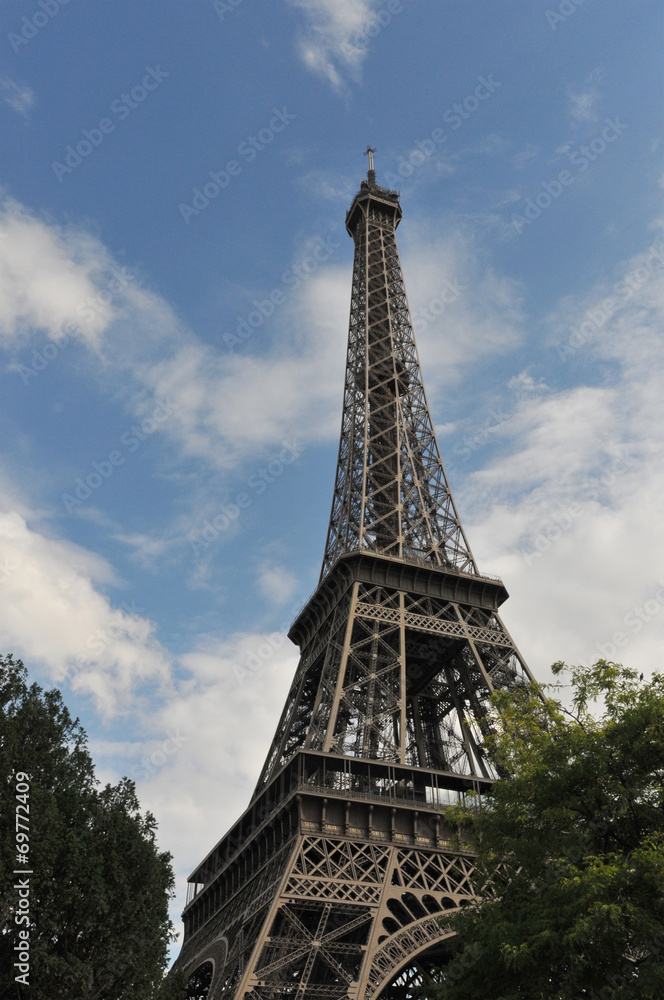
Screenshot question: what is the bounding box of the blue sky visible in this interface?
[2,0,664,956]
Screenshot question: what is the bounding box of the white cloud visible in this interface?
[6,188,664,703]
[0,194,530,482]
[0,199,114,349]
[507,370,547,398]
[133,267,348,467]
[258,564,298,605]
[104,629,299,926]
[511,144,539,169]
[1,77,36,119]
[147,218,526,469]
[0,194,348,468]
[113,531,172,569]
[400,222,526,403]
[567,68,603,123]
[284,0,382,91]
[297,169,355,202]
[0,503,171,716]
[474,385,618,496]
[458,235,664,683]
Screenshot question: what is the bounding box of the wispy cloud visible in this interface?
[0,196,528,474]
[1,77,36,119]
[567,68,603,123]
[5,186,664,697]
[284,0,382,91]
[258,564,298,605]
[462,227,664,678]
[297,169,355,202]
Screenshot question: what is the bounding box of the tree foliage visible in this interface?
[0,654,186,999]
[423,661,664,1000]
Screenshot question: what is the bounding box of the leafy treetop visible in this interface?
[0,653,186,1000]
[421,660,664,1000]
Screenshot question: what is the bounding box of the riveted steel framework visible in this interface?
[175,167,536,999]
[321,180,476,579]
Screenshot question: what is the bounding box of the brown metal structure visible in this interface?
[174,157,536,999]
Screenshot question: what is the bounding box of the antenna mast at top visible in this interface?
[364,144,376,183]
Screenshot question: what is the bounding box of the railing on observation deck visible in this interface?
[297,547,504,630]
[184,751,491,904]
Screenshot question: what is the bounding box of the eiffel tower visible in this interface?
[175,149,536,999]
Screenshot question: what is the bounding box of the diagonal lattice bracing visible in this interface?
[255,571,534,789]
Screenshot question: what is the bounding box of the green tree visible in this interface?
[0,653,186,999]
[423,661,664,1000]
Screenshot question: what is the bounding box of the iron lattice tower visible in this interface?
[175,157,536,999]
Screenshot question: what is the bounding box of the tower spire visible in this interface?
[364,144,377,185]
